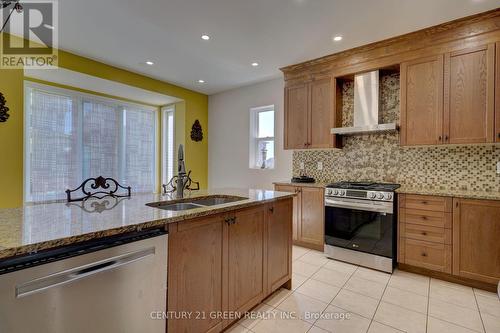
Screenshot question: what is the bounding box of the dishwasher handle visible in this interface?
[16,247,155,299]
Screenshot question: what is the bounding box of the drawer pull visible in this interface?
[421,231,427,236]
[421,201,428,205]
[421,252,428,257]
[421,216,428,220]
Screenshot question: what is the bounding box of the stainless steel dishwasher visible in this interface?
[0,228,168,333]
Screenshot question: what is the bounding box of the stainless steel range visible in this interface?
[324,181,400,273]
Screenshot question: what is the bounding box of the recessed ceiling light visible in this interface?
[201,35,210,41]
[251,62,259,67]
[333,36,343,42]
[145,61,154,65]
[198,79,205,83]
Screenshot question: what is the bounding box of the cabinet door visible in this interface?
[400,55,444,145]
[299,187,324,249]
[496,42,500,142]
[267,198,293,293]
[310,77,334,148]
[168,217,224,333]
[285,83,309,149]
[226,206,266,316]
[274,184,300,241]
[444,44,495,144]
[453,198,500,284]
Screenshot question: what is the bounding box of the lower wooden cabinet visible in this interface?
[267,198,293,293]
[226,205,266,319]
[168,199,293,333]
[399,194,500,287]
[274,184,324,250]
[453,198,500,284]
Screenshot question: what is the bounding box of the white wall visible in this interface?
[208,78,292,190]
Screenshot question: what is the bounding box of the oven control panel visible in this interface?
[325,188,394,202]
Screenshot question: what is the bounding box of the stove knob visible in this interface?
[384,193,393,200]
[333,190,339,196]
[339,190,345,196]
[377,193,384,199]
[369,193,376,199]
[325,189,331,196]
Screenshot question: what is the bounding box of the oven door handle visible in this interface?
[325,199,392,214]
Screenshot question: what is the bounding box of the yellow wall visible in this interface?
[0,35,208,208]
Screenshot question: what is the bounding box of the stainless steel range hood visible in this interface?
[331,70,397,135]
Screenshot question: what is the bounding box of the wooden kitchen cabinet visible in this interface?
[168,199,293,333]
[444,44,495,144]
[225,205,266,319]
[400,55,444,146]
[168,215,225,333]
[274,184,324,251]
[496,42,500,143]
[453,198,500,284]
[400,44,496,146]
[267,198,293,293]
[284,75,339,149]
[284,83,309,149]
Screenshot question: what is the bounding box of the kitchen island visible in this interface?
[0,189,294,333]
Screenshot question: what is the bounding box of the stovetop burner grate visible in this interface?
[327,181,400,191]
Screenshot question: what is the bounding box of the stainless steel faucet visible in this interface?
[176,144,189,198]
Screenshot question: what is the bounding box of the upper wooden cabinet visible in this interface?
[401,44,496,146]
[496,42,500,142]
[453,198,500,284]
[284,83,309,149]
[284,75,338,149]
[400,55,444,146]
[444,44,495,144]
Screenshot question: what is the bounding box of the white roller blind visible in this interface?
[24,82,157,202]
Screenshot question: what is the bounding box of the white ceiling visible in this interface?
[52,0,499,95]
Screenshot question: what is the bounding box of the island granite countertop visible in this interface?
[0,189,295,261]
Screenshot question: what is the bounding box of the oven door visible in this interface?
[324,197,395,259]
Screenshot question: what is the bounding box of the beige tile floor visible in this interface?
[227,245,500,333]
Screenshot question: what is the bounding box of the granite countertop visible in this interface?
[0,189,295,261]
[396,187,500,201]
[273,181,327,188]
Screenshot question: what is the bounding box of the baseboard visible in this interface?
[398,263,497,293]
[293,240,323,251]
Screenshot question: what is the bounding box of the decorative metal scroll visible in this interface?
[162,170,200,195]
[66,196,130,214]
[0,92,10,123]
[66,176,131,202]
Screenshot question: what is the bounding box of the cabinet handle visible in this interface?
[421,231,427,236]
[232,217,237,225]
[498,133,500,139]
[421,216,428,220]
[421,201,428,205]
[421,252,427,257]
[438,136,442,142]
[269,207,274,213]
[444,135,449,142]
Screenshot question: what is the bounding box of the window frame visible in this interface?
[23,81,159,202]
[249,105,276,170]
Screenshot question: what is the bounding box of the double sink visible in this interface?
[146,195,247,212]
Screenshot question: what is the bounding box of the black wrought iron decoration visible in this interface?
[66,176,131,202]
[162,170,200,195]
[190,119,203,142]
[0,92,9,123]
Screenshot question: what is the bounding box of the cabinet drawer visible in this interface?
[404,239,452,273]
[401,194,452,212]
[401,223,451,244]
[400,208,452,228]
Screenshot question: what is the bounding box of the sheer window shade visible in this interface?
[161,106,175,185]
[24,82,157,202]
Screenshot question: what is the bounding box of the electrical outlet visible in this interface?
[317,161,323,171]
[300,162,305,170]
[497,161,500,174]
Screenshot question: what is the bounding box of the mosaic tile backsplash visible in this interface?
[293,73,500,192]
